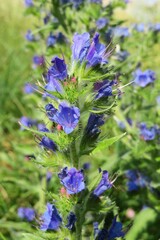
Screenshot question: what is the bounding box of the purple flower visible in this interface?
[58,167,85,194]
[45,104,57,121]
[126,170,148,191]
[45,76,64,93]
[48,57,67,81]
[25,30,36,42]
[96,18,109,30]
[47,33,56,47]
[95,216,125,240]
[114,27,130,38]
[46,171,52,182]
[72,32,90,62]
[60,0,70,4]
[152,23,160,32]
[134,23,145,32]
[93,171,112,197]
[107,216,125,240]
[37,123,49,132]
[115,50,129,62]
[40,203,62,231]
[94,80,116,99]
[86,33,108,67]
[56,32,66,43]
[43,14,50,25]
[156,96,160,104]
[133,69,156,87]
[46,102,80,134]
[65,212,77,230]
[85,113,104,138]
[90,0,102,3]
[20,116,37,129]
[24,0,33,7]
[38,124,57,151]
[18,207,35,222]
[83,162,91,170]
[139,123,156,141]
[23,83,37,94]
[33,55,44,66]
[39,137,57,151]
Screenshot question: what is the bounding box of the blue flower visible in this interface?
[23,83,37,94]
[40,136,57,151]
[58,167,85,194]
[114,27,130,38]
[40,203,62,231]
[152,23,160,32]
[126,170,148,191]
[45,75,64,93]
[45,103,57,121]
[38,124,57,151]
[139,123,156,141]
[47,33,56,47]
[94,80,116,99]
[18,207,35,222]
[133,69,156,87]
[72,32,90,62]
[95,216,125,240]
[43,14,50,25]
[115,50,129,62]
[96,18,109,30]
[156,96,160,104]
[33,55,44,66]
[107,216,125,240]
[25,30,36,42]
[48,57,67,81]
[46,102,80,134]
[20,116,37,129]
[65,212,77,230]
[93,170,112,197]
[134,23,145,32]
[85,113,104,138]
[24,0,33,7]
[86,33,108,67]
[83,162,91,170]
[46,171,52,182]
[90,0,102,3]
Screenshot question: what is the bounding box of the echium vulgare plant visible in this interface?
[22,32,129,239]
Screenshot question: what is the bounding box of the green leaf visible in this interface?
[126,208,157,240]
[22,233,44,240]
[92,133,126,154]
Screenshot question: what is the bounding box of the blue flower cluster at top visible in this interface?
[94,215,125,240]
[133,69,156,87]
[18,207,35,222]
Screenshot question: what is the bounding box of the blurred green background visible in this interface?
[0,0,160,239]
